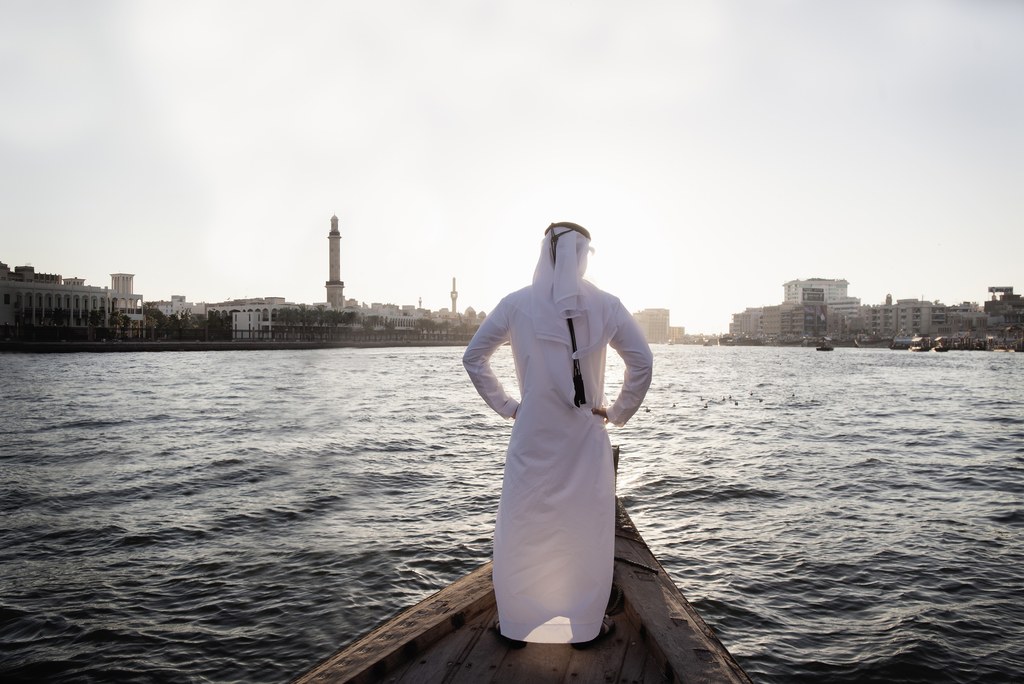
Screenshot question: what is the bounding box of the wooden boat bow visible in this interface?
[293,499,752,683]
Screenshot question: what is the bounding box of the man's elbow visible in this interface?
[639,348,654,377]
[462,349,482,375]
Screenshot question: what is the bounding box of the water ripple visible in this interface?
[1,346,1022,683]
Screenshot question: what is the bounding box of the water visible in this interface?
[1,346,1022,683]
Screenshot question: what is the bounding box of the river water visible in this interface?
[1,346,1021,683]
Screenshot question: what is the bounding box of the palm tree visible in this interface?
[144,304,167,339]
[276,307,299,340]
[88,309,103,326]
[107,311,128,338]
[313,305,327,339]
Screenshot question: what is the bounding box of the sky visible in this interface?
[2,0,1022,334]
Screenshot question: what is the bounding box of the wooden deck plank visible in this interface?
[617,632,663,684]
[442,619,510,684]
[391,607,496,683]
[562,623,632,684]
[486,642,572,684]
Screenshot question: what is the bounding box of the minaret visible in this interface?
[326,215,345,309]
[451,277,458,316]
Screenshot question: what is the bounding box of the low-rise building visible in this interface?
[730,308,763,336]
[984,286,1023,327]
[936,301,986,336]
[147,294,193,317]
[860,296,947,336]
[0,261,143,333]
[761,302,827,338]
[634,308,670,344]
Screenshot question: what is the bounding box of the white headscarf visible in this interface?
[531,225,604,354]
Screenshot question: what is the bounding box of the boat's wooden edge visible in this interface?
[613,499,753,684]
[293,500,752,684]
[292,562,496,684]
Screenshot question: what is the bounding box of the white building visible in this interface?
[232,310,270,339]
[783,278,861,333]
[148,294,192,317]
[0,262,143,331]
[783,278,851,304]
[199,297,295,338]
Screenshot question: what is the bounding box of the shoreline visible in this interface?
[0,339,470,353]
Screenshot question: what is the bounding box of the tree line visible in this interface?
[140,304,479,342]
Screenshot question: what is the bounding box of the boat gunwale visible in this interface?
[293,499,751,684]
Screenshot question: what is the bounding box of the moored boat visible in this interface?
[293,500,752,684]
[890,335,914,350]
[816,337,834,351]
[854,335,891,349]
[909,336,931,352]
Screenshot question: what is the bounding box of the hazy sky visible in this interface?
[2,0,1021,333]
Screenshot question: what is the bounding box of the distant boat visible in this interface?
[909,336,931,352]
[890,335,914,350]
[816,337,834,351]
[854,335,891,348]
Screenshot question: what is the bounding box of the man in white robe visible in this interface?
[463,222,653,645]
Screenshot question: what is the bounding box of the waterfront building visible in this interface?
[782,278,861,335]
[365,302,420,329]
[760,302,826,338]
[932,301,985,336]
[822,298,865,336]
[326,215,345,310]
[634,308,670,344]
[984,286,1023,327]
[197,297,295,339]
[0,261,143,333]
[760,305,780,337]
[861,294,897,336]
[232,310,267,339]
[730,308,763,336]
[734,283,1018,342]
[783,278,851,304]
[860,296,947,337]
[732,278,859,339]
[147,295,193,317]
[895,299,946,336]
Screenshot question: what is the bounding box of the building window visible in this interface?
[3,294,8,305]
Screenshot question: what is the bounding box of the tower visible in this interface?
[326,215,345,309]
[451,277,458,316]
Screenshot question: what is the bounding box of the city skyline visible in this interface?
[6,243,1012,334]
[2,2,1022,333]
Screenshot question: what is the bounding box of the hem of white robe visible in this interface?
[500,618,603,643]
